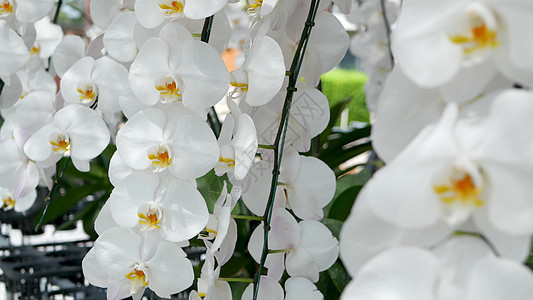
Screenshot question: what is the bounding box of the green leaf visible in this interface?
[328,185,362,221]
[55,199,100,231]
[321,125,371,157]
[327,260,352,293]
[322,141,373,169]
[99,144,117,169]
[196,170,227,212]
[316,269,341,300]
[220,255,253,277]
[35,183,104,226]
[334,168,371,199]
[62,160,108,182]
[321,218,344,239]
[319,98,351,148]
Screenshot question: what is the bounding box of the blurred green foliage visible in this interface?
[321,68,369,124]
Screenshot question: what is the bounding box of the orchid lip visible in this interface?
[447,2,499,65]
[137,203,163,231]
[155,76,184,104]
[2,195,15,211]
[147,144,174,172]
[158,0,184,16]
[0,0,14,16]
[49,132,71,154]
[125,263,149,294]
[433,165,485,226]
[76,81,98,104]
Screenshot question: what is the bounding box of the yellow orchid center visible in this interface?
[449,23,498,54]
[158,0,184,16]
[76,82,97,104]
[155,77,182,103]
[138,206,162,231]
[230,82,249,92]
[218,156,236,168]
[125,268,148,294]
[434,173,484,207]
[230,69,249,96]
[147,145,173,172]
[49,133,70,154]
[0,1,13,15]
[448,4,499,57]
[248,0,263,14]
[205,227,218,238]
[29,45,40,56]
[3,196,15,210]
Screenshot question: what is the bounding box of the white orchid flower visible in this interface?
[247,0,280,16]
[60,56,128,113]
[118,78,209,120]
[190,252,232,300]
[17,66,56,99]
[372,67,513,163]
[0,0,54,23]
[82,227,194,299]
[0,185,35,212]
[108,150,134,187]
[0,74,22,111]
[24,104,110,172]
[0,128,39,198]
[32,16,63,60]
[115,106,219,180]
[243,147,335,220]
[250,80,330,153]
[341,236,533,300]
[0,22,29,78]
[275,10,349,87]
[285,277,323,300]
[52,35,86,78]
[108,171,208,243]
[103,11,138,63]
[90,0,134,31]
[368,90,533,246]
[175,10,232,54]
[229,35,285,106]
[215,99,258,181]
[200,182,241,265]
[393,0,533,90]
[5,91,55,135]
[2,68,56,119]
[134,0,228,29]
[340,186,457,276]
[241,276,284,300]
[129,22,229,112]
[248,208,339,282]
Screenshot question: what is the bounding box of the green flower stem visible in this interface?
[252,1,321,299]
[258,144,276,150]
[200,15,222,138]
[35,157,71,231]
[380,0,394,68]
[46,0,63,72]
[268,249,289,254]
[231,215,264,221]
[53,0,63,24]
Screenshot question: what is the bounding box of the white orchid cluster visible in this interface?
[340,0,533,299]
[346,0,399,112]
[0,0,355,299]
[0,0,111,212]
